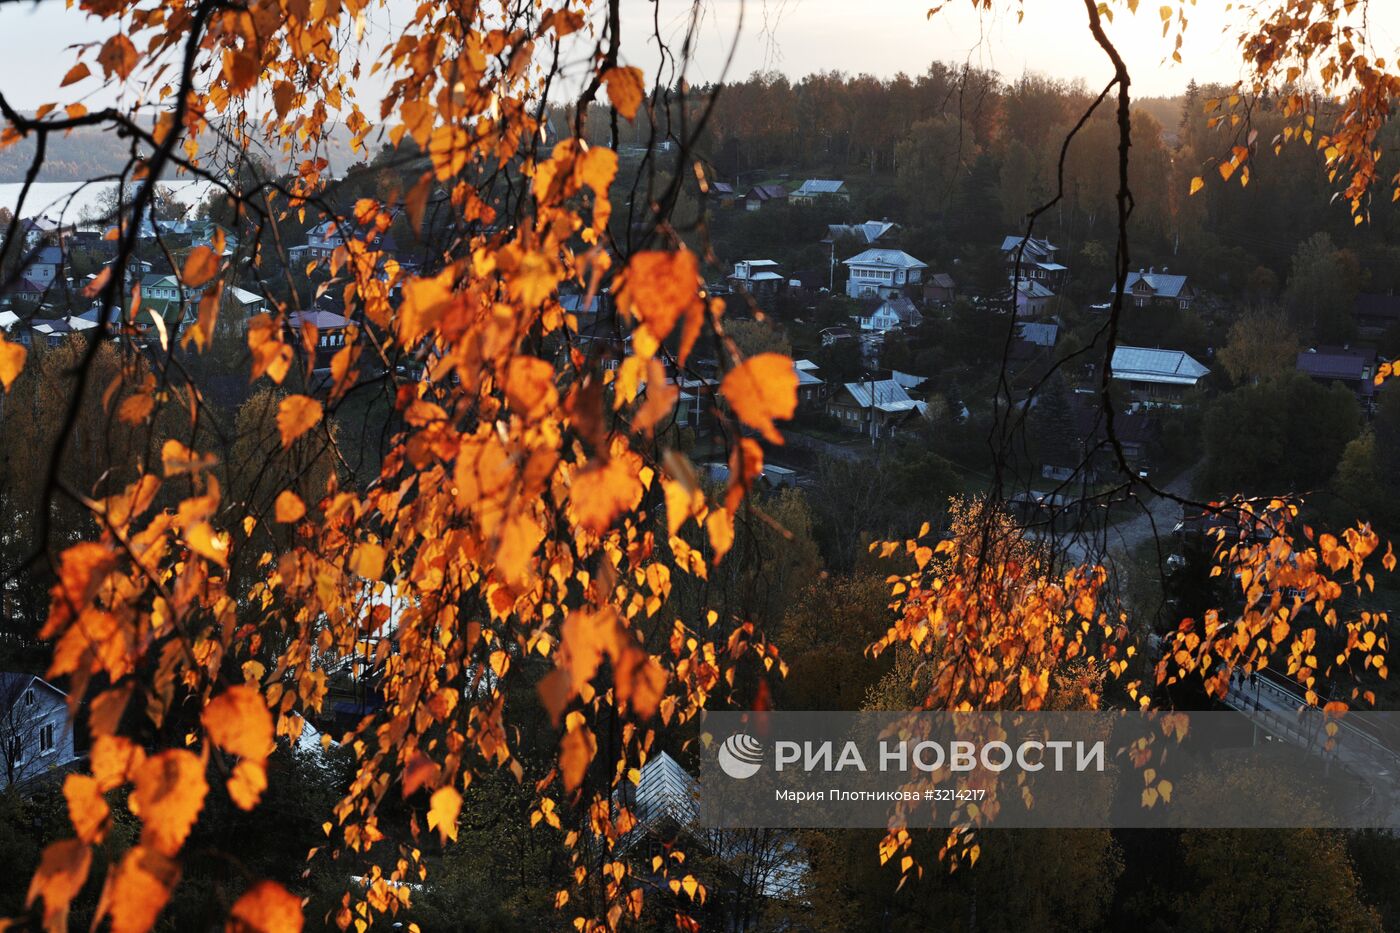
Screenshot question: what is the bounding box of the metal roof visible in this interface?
[1296,347,1375,384]
[843,248,928,270]
[1110,346,1209,385]
[1000,234,1058,257]
[842,378,916,409]
[1116,270,1191,299]
[795,179,846,195]
[1017,322,1059,347]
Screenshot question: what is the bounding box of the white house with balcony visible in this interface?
[843,248,927,299]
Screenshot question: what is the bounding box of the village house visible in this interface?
[843,248,927,299]
[820,325,854,347]
[742,184,788,212]
[23,244,63,287]
[1014,277,1055,317]
[228,285,270,318]
[291,308,353,370]
[707,182,738,208]
[1113,268,1195,309]
[855,296,922,333]
[12,276,50,305]
[1109,345,1209,408]
[1295,345,1378,410]
[826,377,927,439]
[0,673,77,788]
[728,259,785,303]
[288,219,348,263]
[1000,235,1068,287]
[20,216,67,249]
[790,179,849,203]
[29,315,98,347]
[792,359,826,409]
[923,272,956,304]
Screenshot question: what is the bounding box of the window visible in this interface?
[8,735,20,764]
[39,723,54,754]
[23,689,33,707]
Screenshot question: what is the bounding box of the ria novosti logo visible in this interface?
[717,733,765,779]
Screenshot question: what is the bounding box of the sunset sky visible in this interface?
[3,0,1400,107]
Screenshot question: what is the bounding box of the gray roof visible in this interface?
[1110,346,1209,385]
[795,179,846,196]
[1295,347,1376,384]
[0,672,64,705]
[627,751,699,827]
[290,309,352,330]
[927,272,956,289]
[1017,322,1059,347]
[791,359,823,386]
[1000,235,1058,258]
[1015,278,1055,299]
[841,378,925,414]
[1117,270,1191,299]
[826,220,897,245]
[746,185,788,201]
[844,248,927,271]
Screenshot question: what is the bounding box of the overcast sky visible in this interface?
[5,0,1400,110]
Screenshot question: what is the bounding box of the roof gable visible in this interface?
[843,248,927,270]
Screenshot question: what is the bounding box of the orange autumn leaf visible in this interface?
[603,65,645,119]
[227,880,304,933]
[227,760,269,811]
[161,439,217,476]
[96,34,137,80]
[96,846,179,933]
[129,749,208,856]
[426,785,461,844]
[274,490,306,523]
[203,685,275,763]
[91,735,146,792]
[496,510,545,586]
[705,508,735,562]
[64,773,111,844]
[570,456,644,534]
[633,357,678,433]
[60,62,90,86]
[185,521,230,567]
[247,314,292,384]
[0,335,26,391]
[117,391,155,425]
[616,250,702,359]
[504,355,559,421]
[351,541,387,580]
[559,714,596,792]
[181,246,219,288]
[26,838,91,933]
[276,395,322,447]
[720,353,798,444]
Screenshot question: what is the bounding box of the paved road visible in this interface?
[1040,465,1198,571]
